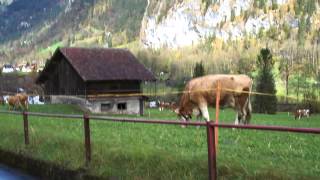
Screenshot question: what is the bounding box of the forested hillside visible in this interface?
[0,0,320,103]
[0,0,147,64]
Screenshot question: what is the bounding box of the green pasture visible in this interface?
[0,104,319,179]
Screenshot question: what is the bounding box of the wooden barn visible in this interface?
[36,47,155,115]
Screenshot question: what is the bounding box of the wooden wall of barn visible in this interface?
[86,80,141,95]
[44,57,85,95]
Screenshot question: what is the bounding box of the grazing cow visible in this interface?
[8,95,21,110]
[158,101,178,112]
[7,93,29,110]
[294,109,310,120]
[16,93,29,110]
[158,101,169,111]
[175,74,253,125]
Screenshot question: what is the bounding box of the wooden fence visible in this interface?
[0,110,320,180]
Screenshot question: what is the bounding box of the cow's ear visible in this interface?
[174,108,180,114]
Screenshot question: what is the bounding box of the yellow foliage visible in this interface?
[175,51,182,61]
[212,39,223,51]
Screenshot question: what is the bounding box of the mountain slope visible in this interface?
[0,0,147,63]
[0,0,319,64]
[0,0,63,42]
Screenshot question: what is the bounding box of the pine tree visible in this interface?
[193,61,205,78]
[253,48,277,114]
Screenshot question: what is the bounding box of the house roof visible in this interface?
[36,47,156,83]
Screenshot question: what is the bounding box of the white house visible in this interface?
[2,64,14,73]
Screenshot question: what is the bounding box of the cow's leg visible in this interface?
[244,98,252,124]
[232,111,241,131]
[199,104,210,122]
[194,108,202,128]
[193,108,202,121]
[234,112,239,125]
[234,104,243,125]
[238,111,244,124]
[181,116,187,128]
[25,100,28,110]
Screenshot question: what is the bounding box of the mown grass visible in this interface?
[0,104,319,179]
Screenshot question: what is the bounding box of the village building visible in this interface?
[2,64,14,73]
[36,47,155,115]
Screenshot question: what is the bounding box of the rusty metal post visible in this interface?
[83,113,91,165]
[23,111,29,145]
[215,81,221,150]
[207,121,217,180]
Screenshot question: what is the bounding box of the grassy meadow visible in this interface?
[0,104,319,179]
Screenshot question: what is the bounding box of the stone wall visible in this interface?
[50,95,142,114]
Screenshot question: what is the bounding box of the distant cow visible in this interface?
[7,93,29,111]
[158,101,170,111]
[294,109,310,120]
[175,74,253,125]
[158,101,178,112]
[16,93,29,110]
[8,96,21,110]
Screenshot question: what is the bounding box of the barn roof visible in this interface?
[36,47,155,83]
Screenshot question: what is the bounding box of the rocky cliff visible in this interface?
[140,0,319,48]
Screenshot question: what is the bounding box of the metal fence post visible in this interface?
[215,81,221,151]
[23,111,29,145]
[206,121,217,180]
[83,113,91,165]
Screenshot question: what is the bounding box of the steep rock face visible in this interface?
[140,0,296,48]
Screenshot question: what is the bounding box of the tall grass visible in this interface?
[0,105,319,179]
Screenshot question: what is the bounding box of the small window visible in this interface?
[101,103,112,111]
[117,103,127,110]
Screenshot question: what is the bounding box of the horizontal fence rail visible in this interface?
[2,110,320,134]
[0,110,320,180]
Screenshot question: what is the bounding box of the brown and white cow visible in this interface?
[7,93,29,111]
[294,109,310,120]
[8,95,22,110]
[16,93,29,110]
[159,101,178,112]
[175,74,253,125]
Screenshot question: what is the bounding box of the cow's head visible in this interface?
[174,107,192,128]
[174,108,192,121]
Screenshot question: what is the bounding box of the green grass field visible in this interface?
[0,104,319,179]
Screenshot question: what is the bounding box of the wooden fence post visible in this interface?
[83,113,91,165]
[206,121,217,180]
[23,111,29,145]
